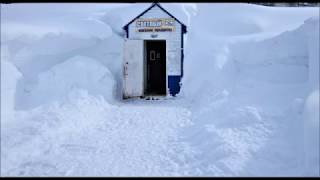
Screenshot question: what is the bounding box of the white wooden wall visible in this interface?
[127,5,182,76]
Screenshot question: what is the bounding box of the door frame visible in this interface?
[144,39,167,96]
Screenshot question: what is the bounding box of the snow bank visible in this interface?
[303,90,320,176]
[12,33,100,78]
[15,55,116,109]
[181,4,318,108]
[182,6,318,106]
[305,17,320,91]
[6,32,124,110]
[180,4,319,176]
[1,3,116,39]
[302,16,319,176]
[1,46,22,123]
[183,3,318,40]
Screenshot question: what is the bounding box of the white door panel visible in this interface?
[123,40,144,98]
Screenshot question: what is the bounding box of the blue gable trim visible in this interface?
[122,2,187,38]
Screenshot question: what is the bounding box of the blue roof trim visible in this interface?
[123,2,187,36]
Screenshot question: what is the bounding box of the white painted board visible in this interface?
[123,39,144,98]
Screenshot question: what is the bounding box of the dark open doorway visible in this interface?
[144,40,166,96]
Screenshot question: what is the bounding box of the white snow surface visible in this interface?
[1,3,319,177]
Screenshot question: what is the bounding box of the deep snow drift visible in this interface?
[1,3,319,176]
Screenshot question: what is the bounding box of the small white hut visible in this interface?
[122,2,187,99]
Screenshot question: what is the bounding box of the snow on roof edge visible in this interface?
[122,2,187,30]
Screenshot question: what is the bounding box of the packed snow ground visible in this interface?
[2,90,193,176]
[1,3,319,176]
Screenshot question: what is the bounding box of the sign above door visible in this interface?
[135,18,175,32]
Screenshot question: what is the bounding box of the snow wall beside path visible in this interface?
[16,55,116,109]
[302,16,319,176]
[1,46,22,123]
[9,34,122,110]
[179,4,319,175]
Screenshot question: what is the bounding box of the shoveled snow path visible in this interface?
[1,92,194,176]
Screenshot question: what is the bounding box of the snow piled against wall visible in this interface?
[178,15,319,176]
[181,4,319,104]
[302,16,320,176]
[19,55,116,108]
[179,4,319,176]
[1,46,22,123]
[3,32,124,110]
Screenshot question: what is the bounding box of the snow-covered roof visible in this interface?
[122,2,187,33]
[100,3,188,36]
